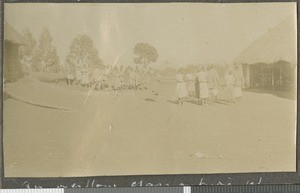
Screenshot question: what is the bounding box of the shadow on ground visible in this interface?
[166,100,179,105]
[145,98,156,102]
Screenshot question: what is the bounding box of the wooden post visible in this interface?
[271,66,274,89]
[279,65,282,90]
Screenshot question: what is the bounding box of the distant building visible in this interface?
[234,16,296,90]
[4,22,25,82]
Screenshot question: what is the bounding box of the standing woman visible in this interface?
[225,70,236,104]
[197,67,209,106]
[176,69,188,105]
[233,65,245,103]
[195,69,200,103]
[206,65,213,103]
[210,64,220,103]
[186,69,195,96]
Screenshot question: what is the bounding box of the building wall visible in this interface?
[4,40,24,82]
[242,61,294,90]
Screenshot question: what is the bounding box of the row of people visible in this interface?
[176,65,245,106]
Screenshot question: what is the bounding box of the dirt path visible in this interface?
[3,82,296,177]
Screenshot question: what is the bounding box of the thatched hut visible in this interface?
[233,16,297,90]
[4,22,25,82]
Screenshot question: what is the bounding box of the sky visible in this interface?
[4,2,296,69]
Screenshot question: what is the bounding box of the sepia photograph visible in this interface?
[3,2,297,178]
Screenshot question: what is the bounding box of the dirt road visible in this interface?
[3,81,296,177]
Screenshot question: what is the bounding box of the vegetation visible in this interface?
[32,27,60,72]
[133,42,159,67]
[66,34,102,74]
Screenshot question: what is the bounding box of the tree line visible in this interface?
[19,27,159,75]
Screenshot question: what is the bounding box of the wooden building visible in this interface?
[234,16,296,90]
[4,22,25,82]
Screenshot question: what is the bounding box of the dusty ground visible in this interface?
[3,78,297,177]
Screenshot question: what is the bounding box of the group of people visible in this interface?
[176,65,245,106]
[65,63,245,105]
[66,65,159,92]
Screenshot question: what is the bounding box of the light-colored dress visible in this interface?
[206,71,213,90]
[233,70,244,98]
[176,74,188,98]
[197,71,209,98]
[210,69,219,96]
[211,69,219,86]
[225,74,235,98]
[186,73,195,93]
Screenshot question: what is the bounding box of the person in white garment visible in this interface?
[186,69,195,96]
[197,67,209,106]
[209,64,220,103]
[176,69,188,105]
[225,70,236,104]
[233,65,245,103]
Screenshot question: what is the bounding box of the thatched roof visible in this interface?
[4,22,24,45]
[234,15,297,65]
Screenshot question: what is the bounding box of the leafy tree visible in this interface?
[32,27,60,72]
[19,29,37,72]
[133,43,159,67]
[65,34,102,74]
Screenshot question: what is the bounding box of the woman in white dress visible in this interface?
[209,65,220,102]
[176,69,188,105]
[197,67,209,106]
[233,65,245,103]
[186,69,195,96]
[225,70,236,104]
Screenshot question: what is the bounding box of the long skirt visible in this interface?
[199,83,209,98]
[177,82,188,98]
[234,86,242,97]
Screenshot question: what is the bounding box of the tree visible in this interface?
[133,43,159,67]
[32,27,60,72]
[65,34,102,74]
[19,29,37,72]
